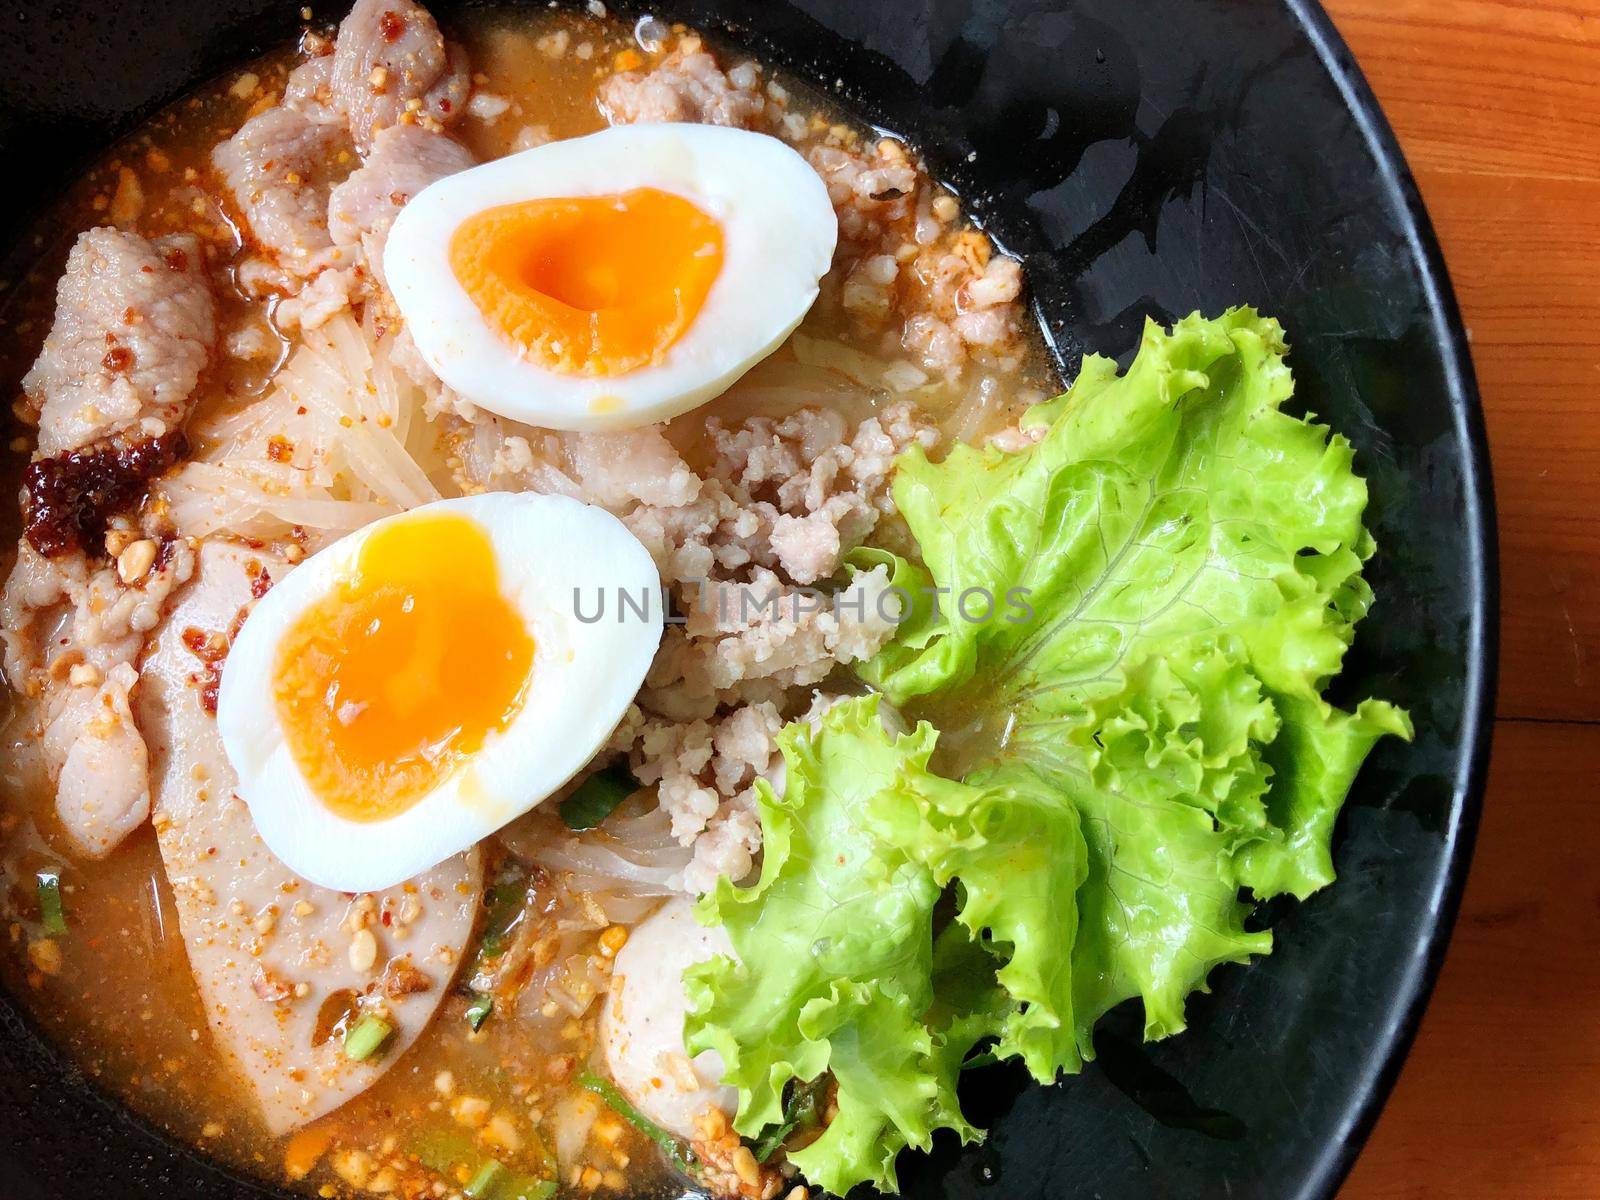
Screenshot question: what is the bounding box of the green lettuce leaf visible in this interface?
[684,696,1106,1192]
[868,759,1087,1079]
[688,310,1410,1196]
[859,308,1409,1057]
[683,698,974,1196]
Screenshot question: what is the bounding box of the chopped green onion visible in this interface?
[342,1014,393,1062]
[411,1133,556,1200]
[464,1159,505,1198]
[752,1120,793,1164]
[410,1126,479,1176]
[471,864,532,965]
[460,1157,556,1200]
[559,767,636,832]
[477,928,508,960]
[465,991,494,1032]
[499,1179,557,1200]
[577,1068,699,1175]
[753,1075,828,1161]
[36,871,66,935]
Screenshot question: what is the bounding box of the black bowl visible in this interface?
[0,2,1495,1198]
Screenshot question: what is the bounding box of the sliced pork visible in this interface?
[45,663,148,853]
[329,0,470,152]
[1,536,197,857]
[6,225,216,855]
[138,538,482,1132]
[284,53,342,126]
[22,228,215,457]
[327,123,473,281]
[212,107,345,274]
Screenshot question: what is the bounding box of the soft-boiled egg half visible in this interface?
[384,124,837,430]
[217,494,661,892]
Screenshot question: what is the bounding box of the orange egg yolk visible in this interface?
[448,187,725,376]
[273,513,534,823]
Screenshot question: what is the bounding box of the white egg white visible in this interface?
[383,124,838,431]
[217,493,662,892]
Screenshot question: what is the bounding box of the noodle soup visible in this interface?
[0,3,1055,1197]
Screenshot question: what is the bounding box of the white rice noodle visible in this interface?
[790,332,907,394]
[552,1090,602,1167]
[523,458,587,499]
[159,311,446,544]
[688,347,881,432]
[504,805,692,900]
[551,953,608,1016]
[504,884,662,1026]
[787,332,1018,444]
[945,372,1004,447]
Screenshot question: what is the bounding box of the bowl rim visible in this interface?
[1280,2,1498,1197]
[0,1,1501,1197]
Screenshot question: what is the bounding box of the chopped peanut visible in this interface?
[451,1095,491,1128]
[349,928,378,972]
[26,939,62,975]
[109,168,144,224]
[67,663,101,688]
[730,1144,760,1187]
[116,538,157,584]
[481,1112,522,1153]
[331,1148,374,1188]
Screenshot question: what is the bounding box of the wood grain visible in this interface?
[1324,1,1600,1194]
[1328,0,1600,723]
[1339,720,1600,1198]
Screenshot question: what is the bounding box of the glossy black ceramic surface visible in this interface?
[0,2,1495,1198]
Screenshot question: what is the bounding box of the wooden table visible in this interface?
[1325,1,1600,1196]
